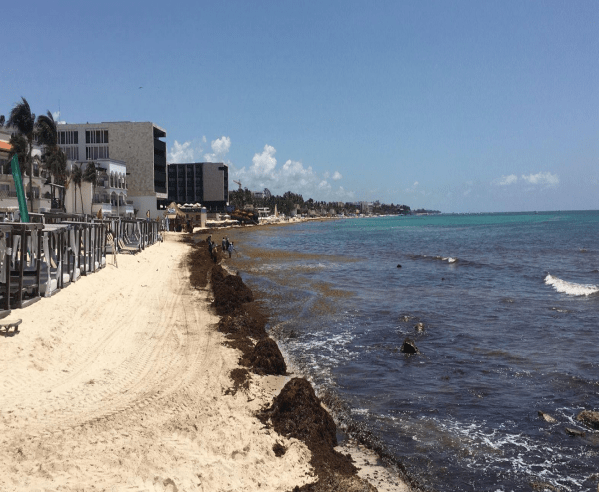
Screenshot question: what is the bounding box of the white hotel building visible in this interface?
[58,121,167,218]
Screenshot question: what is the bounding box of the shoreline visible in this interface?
[205,226,414,491]
[0,229,411,491]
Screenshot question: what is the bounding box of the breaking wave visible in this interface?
[544,274,599,296]
[410,254,458,264]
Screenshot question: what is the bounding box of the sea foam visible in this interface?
[544,274,599,296]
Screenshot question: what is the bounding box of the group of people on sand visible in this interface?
[206,235,236,263]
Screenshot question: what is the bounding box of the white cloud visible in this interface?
[204,136,231,163]
[168,140,201,163]
[52,111,66,125]
[332,171,342,181]
[247,144,278,179]
[405,181,420,194]
[498,174,518,186]
[521,172,559,187]
[232,144,353,200]
[495,172,559,188]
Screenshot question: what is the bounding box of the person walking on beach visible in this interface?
[227,241,235,258]
[225,236,230,250]
[222,237,227,251]
[210,241,219,263]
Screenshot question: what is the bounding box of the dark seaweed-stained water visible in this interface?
[229,211,599,491]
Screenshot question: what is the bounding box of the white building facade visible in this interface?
[58,121,167,218]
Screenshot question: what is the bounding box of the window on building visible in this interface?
[86,146,109,160]
[65,147,79,160]
[85,129,109,144]
[59,131,78,145]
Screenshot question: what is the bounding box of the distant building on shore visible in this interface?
[167,162,229,211]
[57,121,167,218]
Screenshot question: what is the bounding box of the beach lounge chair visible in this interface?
[0,318,22,336]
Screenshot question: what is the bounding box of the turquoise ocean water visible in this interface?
[233,211,599,491]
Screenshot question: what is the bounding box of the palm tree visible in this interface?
[8,134,28,175]
[36,111,57,149]
[83,161,97,214]
[0,115,5,127]
[71,164,83,213]
[36,111,67,209]
[7,97,36,212]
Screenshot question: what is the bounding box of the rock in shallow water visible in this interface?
[577,410,599,430]
[538,411,557,423]
[565,427,585,437]
[400,338,420,354]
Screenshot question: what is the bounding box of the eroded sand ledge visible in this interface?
[0,234,315,491]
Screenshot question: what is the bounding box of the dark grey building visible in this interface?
[167,162,228,210]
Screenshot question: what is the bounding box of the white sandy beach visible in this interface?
[0,233,410,492]
[0,234,316,491]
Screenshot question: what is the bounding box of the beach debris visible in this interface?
[261,378,356,471]
[249,337,287,376]
[565,427,585,437]
[530,481,561,492]
[576,410,599,430]
[225,368,250,396]
[261,378,338,449]
[538,411,557,424]
[414,322,425,333]
[400,338,420,354]
[263,378,378,491]
[211,265,254,315]
[273,442,286,457]
[153,477,178,492]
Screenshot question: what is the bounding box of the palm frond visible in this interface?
[71,164,83,187]
[83,161,97,183]
[36,111,57,147]
[7,97,35,137]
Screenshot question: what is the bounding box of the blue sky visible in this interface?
[2,1,597,212]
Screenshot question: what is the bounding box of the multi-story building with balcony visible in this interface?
[167,162,228,211]
[0,127,54,213]
[64,159,135,217]
[57,121,167,218]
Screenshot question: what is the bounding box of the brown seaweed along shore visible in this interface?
[191,228,413,492]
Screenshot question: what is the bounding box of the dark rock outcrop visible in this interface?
[576,410,599,430]
[400,338,420,354]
